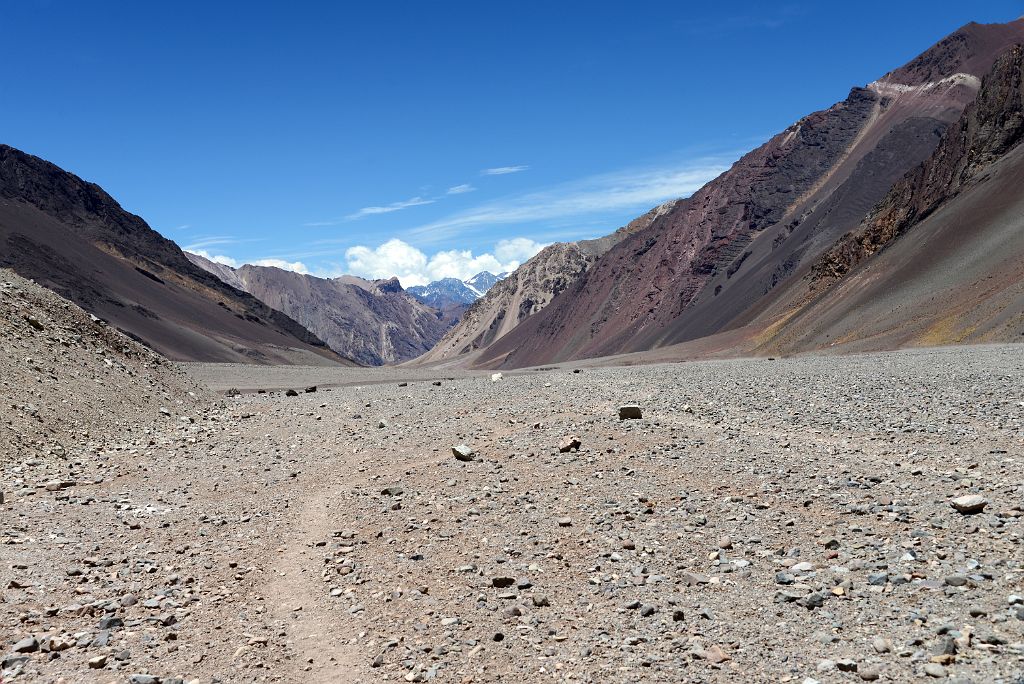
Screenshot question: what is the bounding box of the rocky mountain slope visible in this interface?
[753,44,1024,352]
[0,145,345,365]
[0,267,207,467]
[428,19,1024,368]
[420,202,676,363]
[187,253,451,365]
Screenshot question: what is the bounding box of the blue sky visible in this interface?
[3,1,1022,285]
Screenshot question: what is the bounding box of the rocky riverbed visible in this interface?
[2,271,1022,683]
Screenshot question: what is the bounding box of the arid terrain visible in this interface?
[3,269,1022,684]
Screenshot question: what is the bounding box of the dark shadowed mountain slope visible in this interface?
[467,19,1024,368]
[0,145,347,365]
[753,44,1024,352]
[187,253,451,365]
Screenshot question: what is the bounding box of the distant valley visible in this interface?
[187,251,504,365]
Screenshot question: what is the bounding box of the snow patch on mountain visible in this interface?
[408,271,507,309]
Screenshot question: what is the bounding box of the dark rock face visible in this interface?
[451,20,1024,369]
[814,45,1024,285]
[187,253,451,366]
[0,145,346,365]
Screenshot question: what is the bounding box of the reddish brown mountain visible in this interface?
[754,44,1024,352]
[418,201,676,364]
[445,19,1024,368]
[0,145,349,365]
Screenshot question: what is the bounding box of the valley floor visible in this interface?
[3,346,1024,683]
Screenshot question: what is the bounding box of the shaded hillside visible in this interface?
[187,253,451,365]
[755,44,1024,352]
[465,19,1024,368]
[814,45,1024,284]
[0,145,346,365]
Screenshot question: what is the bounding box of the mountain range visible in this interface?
[186,254,467,366]
[424,19,1024,368]
[1,19,1021,371]
[406,272,507,322]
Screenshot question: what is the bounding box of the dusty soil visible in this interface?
[2,270,1022,683]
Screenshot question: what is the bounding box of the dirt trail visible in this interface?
[267,483,369,684]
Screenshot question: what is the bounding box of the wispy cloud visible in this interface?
[308,195,439,226]
[405,156,734,244]
[446,183,475,195]
[346,196,436,221]
[183,235,243,251]
[481,165,529,176]
[679,5,805,35]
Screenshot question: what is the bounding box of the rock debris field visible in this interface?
[2,270,1023,683]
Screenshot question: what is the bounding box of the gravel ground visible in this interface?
[3,277,1022,684]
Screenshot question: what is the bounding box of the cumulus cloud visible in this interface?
[446,183,475,194]
[189,249,240,268]
[344,237,546,288]
[187,250,309,274]
[481,165,529,175]
[250,258,310,274]
[345,239,428,285]
[494,237,546,263]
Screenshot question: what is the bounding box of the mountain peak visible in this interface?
[376,276,403,293]
[881,17,1024,86]
[407,271,506,311]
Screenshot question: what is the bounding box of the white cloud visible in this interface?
[482,165,529,176]
[345,239,428,285]
[187,250,309,274]
[408,157,733,243]
[344,237,546,288]
[494,237,546,264]
[190,249,240,268]
[184,236,240,251]
[250,258,310,274]
[346,196,435,221]
[447,183,475,194]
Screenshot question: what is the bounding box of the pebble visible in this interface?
[452,444,476,461]
[558,436,581,452]
[618,404,642,420]
[949,495,987,514]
